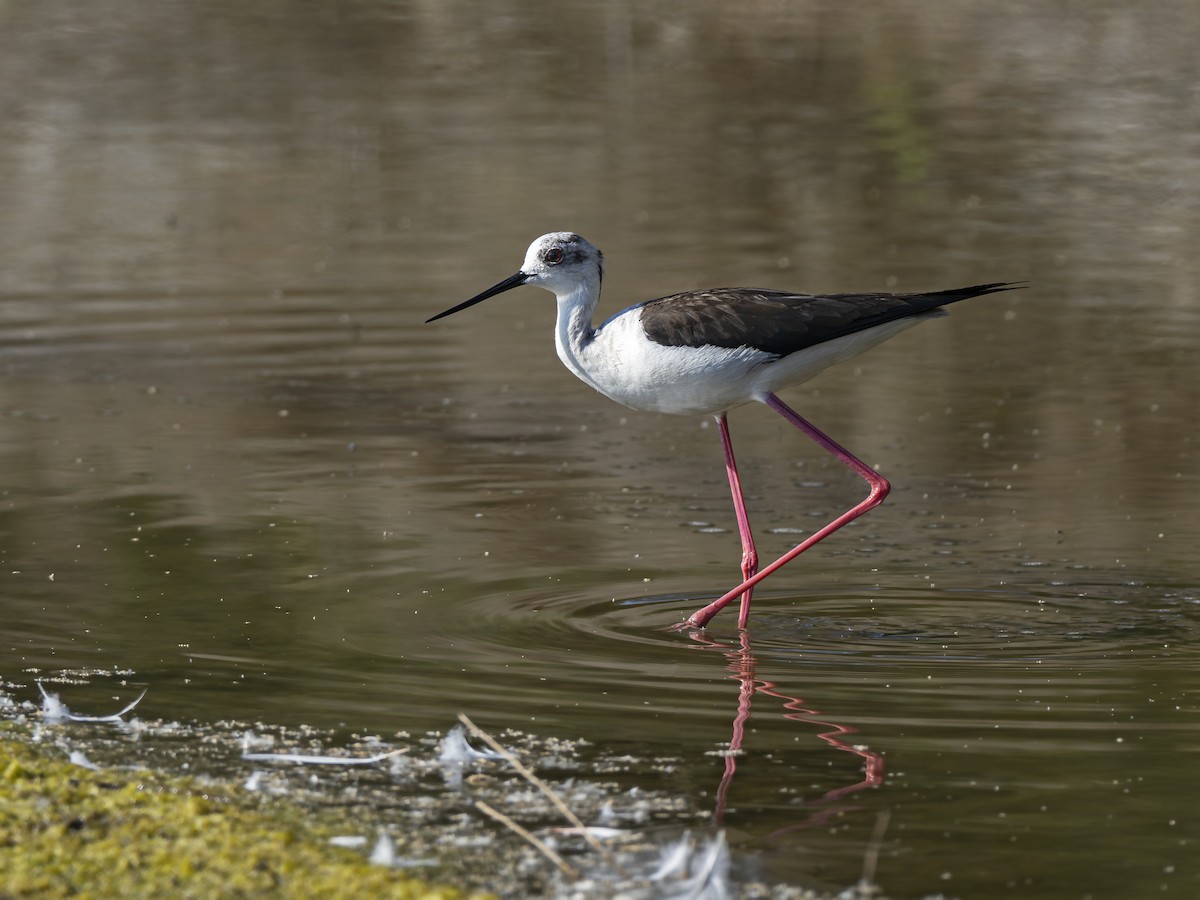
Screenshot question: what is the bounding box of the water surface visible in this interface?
[2,2,1198,897]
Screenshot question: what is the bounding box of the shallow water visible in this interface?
[2,2,1199,897]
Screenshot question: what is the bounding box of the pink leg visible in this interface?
[685,392,891,629]
[716,413,759,629]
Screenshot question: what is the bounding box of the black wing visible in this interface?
[638,283,1022,356]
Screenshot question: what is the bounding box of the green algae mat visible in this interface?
[0,737,489,899]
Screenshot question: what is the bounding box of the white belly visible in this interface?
[560,313,932,416]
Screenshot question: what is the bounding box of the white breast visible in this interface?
[564,314,772,415]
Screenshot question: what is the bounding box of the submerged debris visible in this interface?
[240,729,407,766]
[329,835,369,849]
[455,713,732,898]
[437,721,504,787]
[38,683,147,724]
[67,749,101,770]
[3,678,891,898]
[369,832,397,867]
[553,830,731,900]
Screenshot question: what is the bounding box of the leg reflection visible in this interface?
[685,629,885,828]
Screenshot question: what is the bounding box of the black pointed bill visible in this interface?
[425,271,530,323]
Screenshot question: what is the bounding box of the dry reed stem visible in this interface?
[458,712,625,876]
[474,799,579,880]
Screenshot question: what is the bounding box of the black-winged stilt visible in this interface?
[427,232,1019,629]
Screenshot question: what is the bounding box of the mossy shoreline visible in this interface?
[0,731,491,899]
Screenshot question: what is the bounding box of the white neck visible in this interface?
[552,281,604,393]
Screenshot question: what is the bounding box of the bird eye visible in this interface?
[544,247,564,264]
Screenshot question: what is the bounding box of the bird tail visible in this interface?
[925,282,1027,306]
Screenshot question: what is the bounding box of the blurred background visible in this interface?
[1,1,1197,896]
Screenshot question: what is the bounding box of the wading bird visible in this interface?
[427,233,1018,629]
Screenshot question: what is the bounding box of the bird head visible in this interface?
[426,232,603,323]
